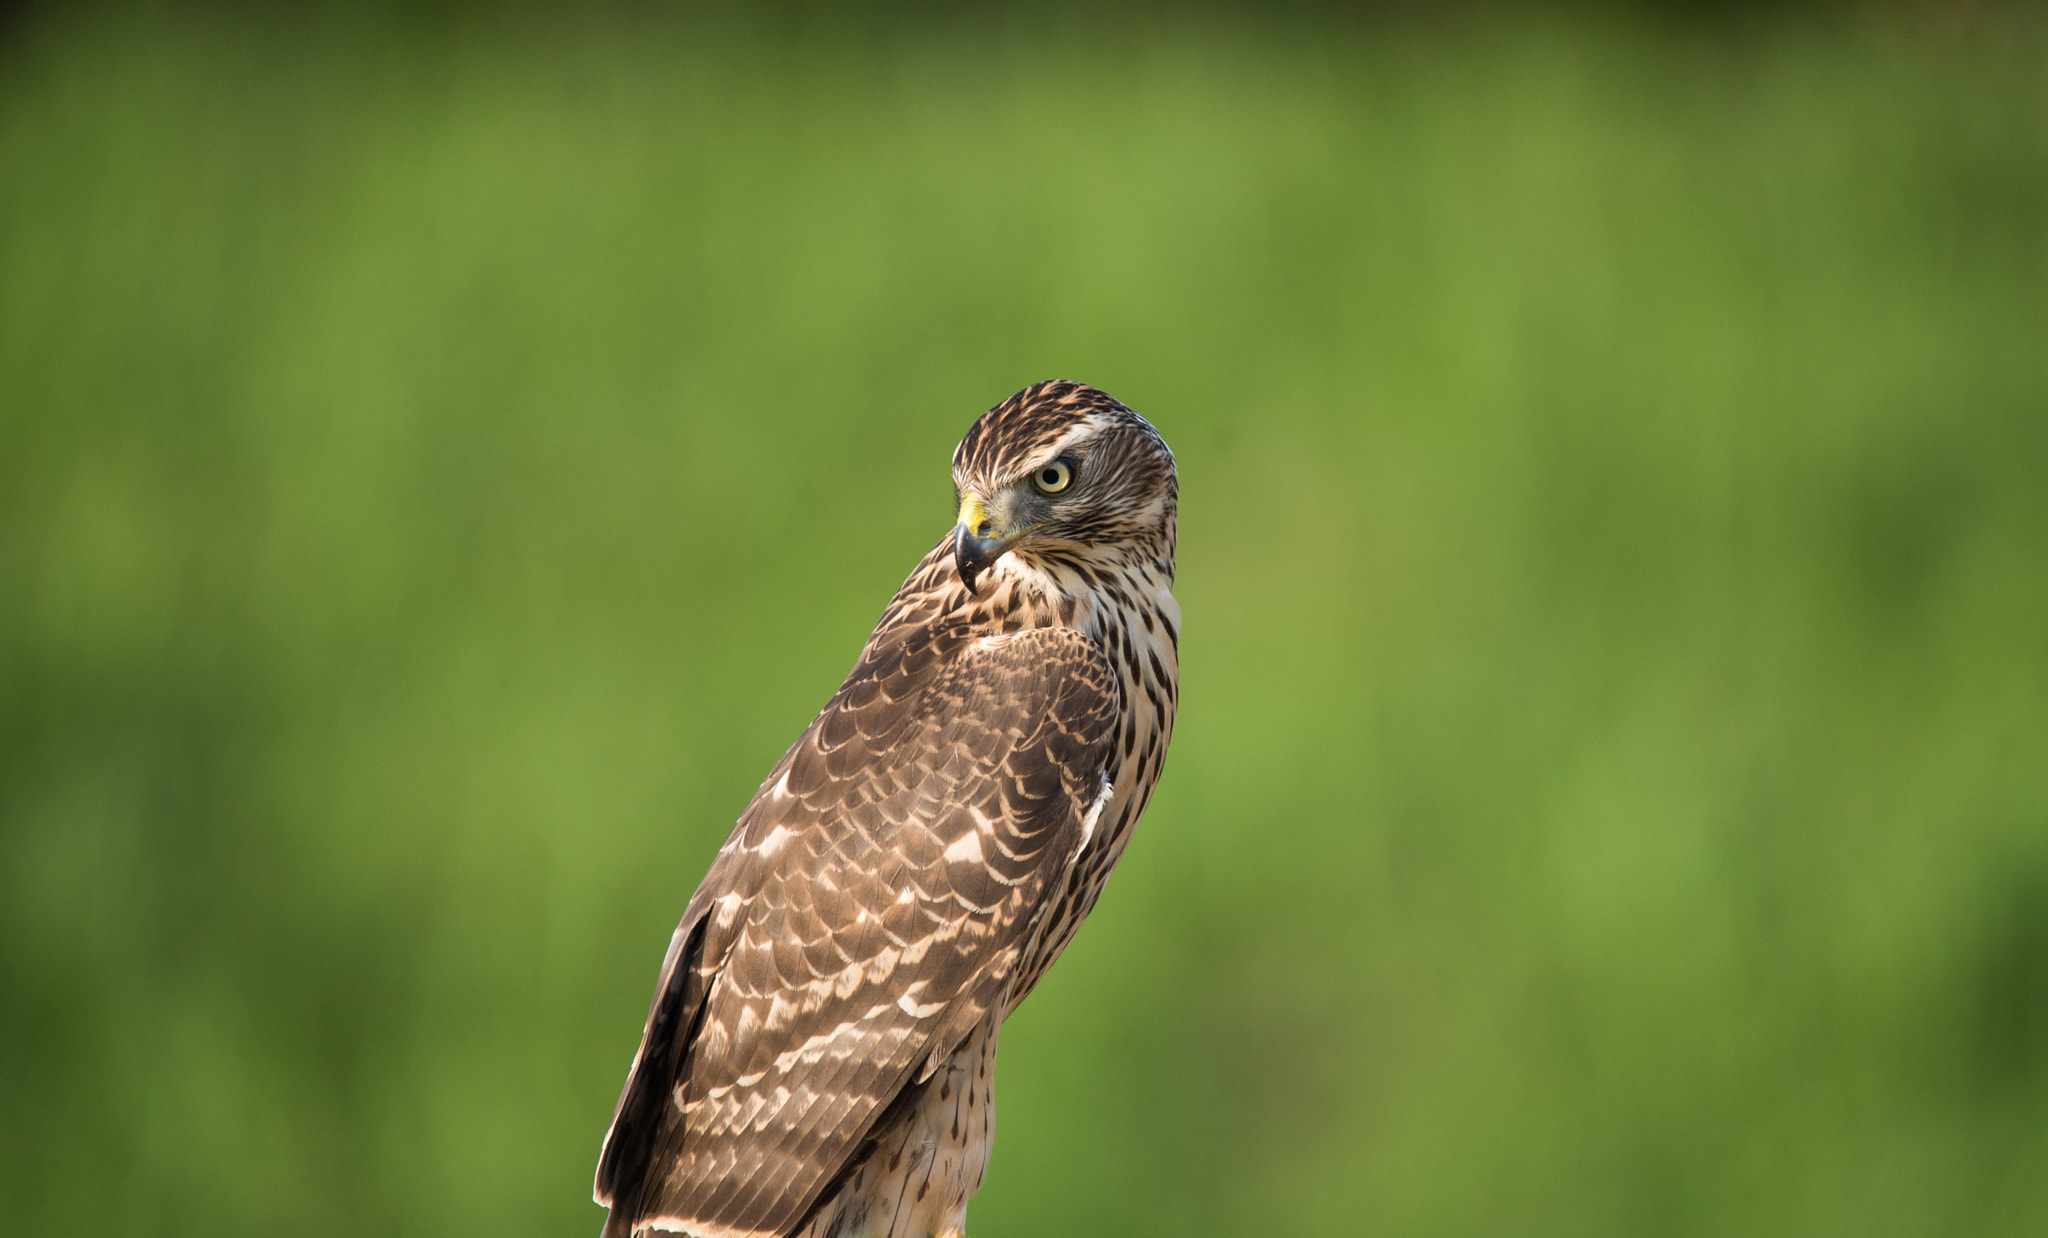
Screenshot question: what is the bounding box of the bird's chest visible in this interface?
[1089,597,1179,885]
[1008,579,1179,1003]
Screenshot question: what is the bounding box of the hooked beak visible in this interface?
[954,494,1007,594]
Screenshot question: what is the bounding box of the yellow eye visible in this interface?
[1033,458,1075,495]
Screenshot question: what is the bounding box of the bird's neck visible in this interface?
[966,531,1176,650]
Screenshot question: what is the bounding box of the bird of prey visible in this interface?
[594,381,1180,1238]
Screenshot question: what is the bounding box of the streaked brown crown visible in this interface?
[951,380,1176,559]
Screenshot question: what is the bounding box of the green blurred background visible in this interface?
[3,2,2045,1235]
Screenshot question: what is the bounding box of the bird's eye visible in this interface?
[1033,458,1075,495]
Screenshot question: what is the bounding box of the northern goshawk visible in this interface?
[596,381,1179,1238]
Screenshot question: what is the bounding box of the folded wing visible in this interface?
[597,623,1118,1238]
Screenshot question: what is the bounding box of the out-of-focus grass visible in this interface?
[3,5,2045,1237]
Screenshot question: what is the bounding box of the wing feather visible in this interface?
[597,616,1117,1238]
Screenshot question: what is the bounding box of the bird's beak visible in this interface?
[954,494,1007,594]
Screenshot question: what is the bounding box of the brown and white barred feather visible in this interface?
[596,382,1178,1238]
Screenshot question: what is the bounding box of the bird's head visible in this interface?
[950,381,1177,594]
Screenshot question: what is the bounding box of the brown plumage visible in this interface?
[595,381,1179,1238]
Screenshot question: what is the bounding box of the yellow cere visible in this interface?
[957,494,989,534]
